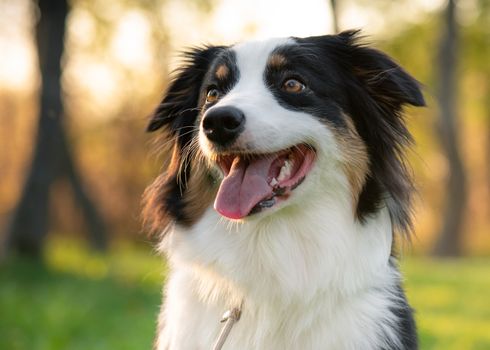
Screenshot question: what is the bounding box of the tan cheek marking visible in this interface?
[142,141,181,234]
[215,64,230,80]
[142,173,170,234]
[183,152,218,223]
[268,54,287,69]
[329,116,369,211]
[143,141,218,233]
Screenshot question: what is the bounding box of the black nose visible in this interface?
[202,106,245,146]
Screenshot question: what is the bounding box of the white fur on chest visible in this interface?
[156,195,403,350]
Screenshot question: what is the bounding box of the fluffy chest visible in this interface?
[163,201,394,296]
[160,263,401,350]
[157,206,401,350]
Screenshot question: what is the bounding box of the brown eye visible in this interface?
[282,79,305,93]
[206,88,220,103]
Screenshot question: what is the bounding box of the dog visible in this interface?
[144,30,425,350]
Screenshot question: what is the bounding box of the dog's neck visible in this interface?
[163,189,396,310]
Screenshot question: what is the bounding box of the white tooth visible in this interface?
[270,178,278,186]
[277,159,292,182]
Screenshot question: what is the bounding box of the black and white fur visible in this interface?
[144,30,425,350]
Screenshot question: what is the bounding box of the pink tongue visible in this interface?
[214,156,275,219]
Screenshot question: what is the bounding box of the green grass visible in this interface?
[0,238,165,350]
[402,258,490,350]
[1,238,489,349]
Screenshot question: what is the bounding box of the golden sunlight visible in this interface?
[0,40,37,91]
[211,0,333,41]
[111,10,152,67]
[0,0,37,92]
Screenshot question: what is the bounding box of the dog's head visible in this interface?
[144,30,424,234]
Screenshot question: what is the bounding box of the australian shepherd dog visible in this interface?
[144,30,425,350]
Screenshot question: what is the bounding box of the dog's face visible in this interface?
[145,31,424,232]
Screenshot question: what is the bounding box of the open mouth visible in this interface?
[213,144,316,220]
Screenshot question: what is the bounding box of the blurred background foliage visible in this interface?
[0,0,489,349]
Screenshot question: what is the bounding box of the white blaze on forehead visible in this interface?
[231,37,293,81]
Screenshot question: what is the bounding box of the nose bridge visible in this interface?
[212,36,292,113]
[214,77,271,115]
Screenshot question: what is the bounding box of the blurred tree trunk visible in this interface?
[5,0,107,258]
[432,0,467,257]
[329,0,340,33]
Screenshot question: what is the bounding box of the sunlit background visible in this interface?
[0,0,489,349]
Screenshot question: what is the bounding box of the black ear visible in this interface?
[147,45,226,133]
[143,46,225,231]
[332,30,425,234]
[338,30,425,108]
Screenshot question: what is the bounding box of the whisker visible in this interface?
[153,128,200,156]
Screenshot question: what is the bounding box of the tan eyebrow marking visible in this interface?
[215,64,230,80]
[268,54,287,69]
